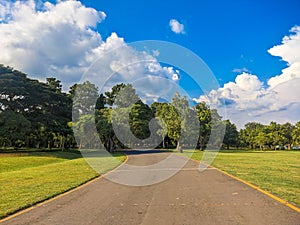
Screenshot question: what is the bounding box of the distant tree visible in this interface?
[0,65,73,149]
[267,121,287,149]
[281,122,294,150]
[194,102,211,150]
[104,83,127,106]
[72,81,99,121]
[0,110,31,148]
[240,122,264,149]
[95,93,106,110]
[68,83,78,99]
[255,131,268,150]
[113,84,139,108]
[151,102,170,148]
[292,121,300,146]
[96,108,115,152]
[129,100,154,140]
[46,77,62,93]
[223,120,238,149]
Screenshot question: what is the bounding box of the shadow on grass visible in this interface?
[0,149,82,160]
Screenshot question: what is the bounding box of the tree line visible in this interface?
[0,65,299,151]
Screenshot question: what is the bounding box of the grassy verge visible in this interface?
[183,150,300,206]
[0,151,126,219]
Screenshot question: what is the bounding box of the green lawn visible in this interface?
[0,151,126,219]
[184,150,300,207]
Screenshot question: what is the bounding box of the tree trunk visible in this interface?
[109,138,114,153]
[177,141,182,153]
[162,137,165,149]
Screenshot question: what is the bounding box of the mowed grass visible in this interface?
[0,151,126,219]
[184,150,300,206]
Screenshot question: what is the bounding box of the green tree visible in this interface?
[281,122,294,150]
[255,131,268,150]
[223,120,238,149]
[104,83,127,106]
[151,102,170,148]
[0,65,74,149]
[267,121,287,149]
[292,121,300,146]
[0,110,31,148]
[240,122,264,149]
[194,102,211,150]
[129,100,154,140]
[46,77,62,93]
[72,81,99,121]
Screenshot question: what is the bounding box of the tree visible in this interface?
[104,83,127,106]
[168,93,192,152]
[113,84,139,108]
[72,81,99,121]
[281,122,294,150]
[0,65,73,149]
[240,122,264,149]
[267,121,287,149]
[194,102,211,150]
[96,108,115,152]
[292,121,300,146]
[255,131,268,150]
[73,114,99,149]
[151,102,170,148]
[68,83,78,99]
[46,77,62,93]
[95,93,106,110]
[0,110,31,148]
[129,100,154,140]
[223,120,238,149]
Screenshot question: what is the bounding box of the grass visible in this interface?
[183,150,300,207]
[0,151,126,219]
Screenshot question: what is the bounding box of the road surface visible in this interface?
[1,151,299,225]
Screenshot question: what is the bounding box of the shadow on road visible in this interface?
[120,149,174,155]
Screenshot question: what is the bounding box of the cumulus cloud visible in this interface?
[169,19,185,34]
[194,26,300,128]
[0,0,105,84]
[0,0,12,22]
[267,26,300,88]
[0,0,179,95]
[84,34,180,100]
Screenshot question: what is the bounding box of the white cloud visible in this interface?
[268,26,300,65]
[82,35,181,103]
[194,26,300,128]
[0,0,105,85]
[169,19,185,34]
[0,0,179,94]
[0,0,12,22]
[267,26,300,88]
[232,67,250,73]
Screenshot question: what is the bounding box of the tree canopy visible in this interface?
[1,64,299,151]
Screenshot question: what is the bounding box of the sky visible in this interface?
[0,0,300,128]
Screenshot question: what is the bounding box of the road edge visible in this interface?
[0,153,129,223]
[187,155,300,213]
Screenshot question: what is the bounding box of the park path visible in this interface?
[1,151,299,225]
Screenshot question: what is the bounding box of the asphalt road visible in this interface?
[2,151,300,225]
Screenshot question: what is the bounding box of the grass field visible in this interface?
[0,151,126,219]
[1,149,299,219]
[184,150,300,207]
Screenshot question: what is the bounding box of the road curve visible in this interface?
[1,151,299,225]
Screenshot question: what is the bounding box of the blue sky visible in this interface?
[84,0,300,85]
[0,0,300,127]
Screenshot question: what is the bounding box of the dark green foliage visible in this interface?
[129,100,154,140]
[1,64,299,151]
[0,65,74,149]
